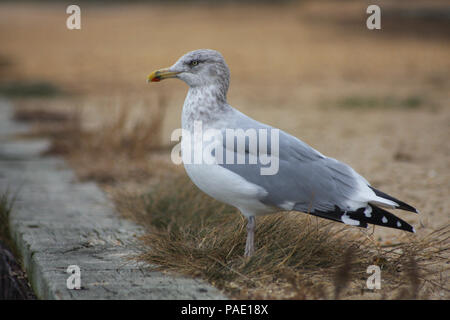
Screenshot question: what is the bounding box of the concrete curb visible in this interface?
[0,99,227,299]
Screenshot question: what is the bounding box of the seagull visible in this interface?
[147,49,418,257]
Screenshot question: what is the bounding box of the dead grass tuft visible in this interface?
[14,95,171,185]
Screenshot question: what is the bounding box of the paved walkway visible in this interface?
[0,99,226,299]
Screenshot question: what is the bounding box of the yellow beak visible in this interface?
[147,68,180,83]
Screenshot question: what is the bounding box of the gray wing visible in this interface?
[217,109,363,213]
[214,108,417,233]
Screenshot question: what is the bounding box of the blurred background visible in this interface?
[0,0,449,243]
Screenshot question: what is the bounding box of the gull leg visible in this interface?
[244,216,256,257]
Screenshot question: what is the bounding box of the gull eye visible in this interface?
[190,60,199,66]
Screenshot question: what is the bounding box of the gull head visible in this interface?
[147,49,230,90]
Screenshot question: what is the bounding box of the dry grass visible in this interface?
[0,192,15,251]
[43,95,169,159]
[0,192,36,300]
[113,174,449,299]
[13,95,172,186]
[3,0,449,299]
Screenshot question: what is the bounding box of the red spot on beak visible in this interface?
[151,77,161,82]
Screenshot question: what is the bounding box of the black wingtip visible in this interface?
[369,186,419,214]
[311,205,416,233]
[355,205,416,233]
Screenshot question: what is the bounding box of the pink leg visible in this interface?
[244,216,255,257]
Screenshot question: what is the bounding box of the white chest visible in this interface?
[181,134,274,217]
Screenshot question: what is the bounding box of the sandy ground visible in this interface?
[1,1,448,298]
